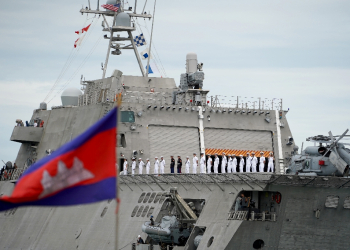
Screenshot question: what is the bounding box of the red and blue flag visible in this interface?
[0,107,117,211]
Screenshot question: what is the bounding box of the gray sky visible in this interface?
[1,0,350,162]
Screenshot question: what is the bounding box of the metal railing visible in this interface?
[119,173,350,189]
[228,211,248,220]
[0,168,26,182]
[228,211,277,222]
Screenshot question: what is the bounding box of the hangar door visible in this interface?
[204,128,273,152]
[148,126,200,171]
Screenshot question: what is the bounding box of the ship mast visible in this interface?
[80,0,152,78]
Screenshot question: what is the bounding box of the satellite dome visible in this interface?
[115,12,131,27]
[61,87,82,106]
[186,52,197,60]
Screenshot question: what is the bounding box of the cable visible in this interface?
[43,16,91,102]
[47,23,103,103]
[44,15,99,102]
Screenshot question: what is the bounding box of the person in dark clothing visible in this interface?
[137,235,144,245]
[170,156,175,173]
[150,215,154,226]
[177,156,182,173]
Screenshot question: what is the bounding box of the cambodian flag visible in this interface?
[0,107,117,211]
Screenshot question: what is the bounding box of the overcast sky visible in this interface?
[1,0,350,162]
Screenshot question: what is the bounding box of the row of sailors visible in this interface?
[122,152,275,175]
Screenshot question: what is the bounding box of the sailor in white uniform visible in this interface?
[146,159,150,174]
[154,157,159,175]
[267,153,274,172]
[251,152,258,173]
[207,154,212,174]
[138,158,144,174]
[227,155,233,173]
[214,154,219,173]
[185,156,190,173]
[221,153,227,173]
[259,152,265,172]
[192,153,198,174]
[123,159,128,175]
[232,154,237,173]
[200,153,206,174]
[160,156,165,174]
[131,158,136,176]
[239,155,244,172]
[246,153,252,172]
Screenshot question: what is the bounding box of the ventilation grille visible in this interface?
[325,195,339,208]
[138,193,145,203]
[136,206,144,217]
[142,206,149,217]
[147,207,155,218]
[143,193,151,203]
[344,197,350,209]
[148,193,156,203]
[131,206,139,217]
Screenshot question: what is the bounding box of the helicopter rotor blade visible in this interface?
[333,129,349,145]
[328,131,335,142]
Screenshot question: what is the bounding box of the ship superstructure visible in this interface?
[1,1,350,250]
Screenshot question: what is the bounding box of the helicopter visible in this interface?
[286,129,350,177]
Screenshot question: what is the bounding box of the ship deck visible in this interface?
[119,173,350,190]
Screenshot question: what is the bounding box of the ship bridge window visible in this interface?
[121,111,135,123]
[325,195,339,208]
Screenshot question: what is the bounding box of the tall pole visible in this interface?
[146,0,156,77]
[102,12,117,79]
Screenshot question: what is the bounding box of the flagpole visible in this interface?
[115,94,121,250]
[146,0,156,77]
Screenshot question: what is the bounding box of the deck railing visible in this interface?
[0,168,26,182]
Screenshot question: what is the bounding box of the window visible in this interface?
[121,111,135,123]
[325,195,339,208]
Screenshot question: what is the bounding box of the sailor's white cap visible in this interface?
[246,152,250,155]
[138,235,141,238]
[146,158,149,160]
[240,155,243,157]
[161,156,163,158]
[139,158,142,160]
[252,152,255,154]
[222,152,226,154]
[186,156,189,158]
[260,152,264,154]
[155,156,158,158]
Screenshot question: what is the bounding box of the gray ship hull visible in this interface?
[1,174,349,249]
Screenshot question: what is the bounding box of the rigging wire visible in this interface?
[43,16,90,102]
[44,15,98,102]
[132,18,163,76]
[135,19,166,77]
[125,0,167,77]
[140,19,167,77]
[47,16,102,103]
[48,32,103,104]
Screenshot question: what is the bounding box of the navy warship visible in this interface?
[1,1,350,249]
